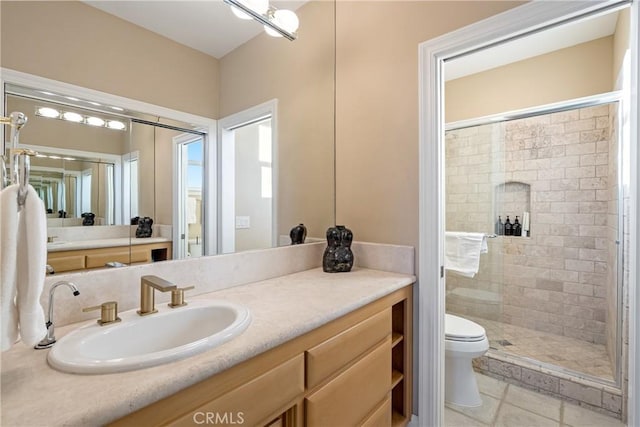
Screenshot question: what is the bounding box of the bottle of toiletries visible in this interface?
[496,216,504,236]
[514,216,522,236]
[504,216,513,236]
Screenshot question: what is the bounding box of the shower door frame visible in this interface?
[418,1,639,426]
[445,92,625,387]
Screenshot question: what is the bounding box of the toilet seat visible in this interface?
[445,314,486,342]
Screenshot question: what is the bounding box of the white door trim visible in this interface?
[418,1,638,425]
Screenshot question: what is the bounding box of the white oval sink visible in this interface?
[48,300,251,374]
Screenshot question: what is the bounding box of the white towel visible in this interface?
[17,185,47,346]
[1,185,20,351]
[1,184,47,351]
[522,212,530,233]
[445,231,488,278]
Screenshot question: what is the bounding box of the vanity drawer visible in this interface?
[306,308,391,389]
[171,354,304,426]
[129,248,151,264]
[305,337,391,427]
[86,250,136,269]
[47,254,86,273]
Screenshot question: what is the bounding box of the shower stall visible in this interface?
[444,95,629,417]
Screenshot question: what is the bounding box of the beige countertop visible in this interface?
[47,237,171,252]
[1,267,415,427]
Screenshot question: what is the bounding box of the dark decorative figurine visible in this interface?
[81,212,95,226]
[130,216,140,225]
[58,210,67,218]
[290,223,307,245]
[135,217,154,238]
[322,225,354,273]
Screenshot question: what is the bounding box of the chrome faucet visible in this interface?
[138,275,177,316]
[35,281,80,349]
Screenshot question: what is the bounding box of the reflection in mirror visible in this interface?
[1,0,335,273]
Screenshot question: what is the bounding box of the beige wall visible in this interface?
[445,37,614,123]
[335,1,523,250]
[234,122,273,252]
[0,1,219,119]
[130,122,155,221]
[219,1,335,242]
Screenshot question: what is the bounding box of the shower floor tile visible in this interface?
[465,315,615,382]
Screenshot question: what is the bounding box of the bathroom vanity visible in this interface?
[112,285,412,427]
[47,239,172,273]
[0,251,415,427]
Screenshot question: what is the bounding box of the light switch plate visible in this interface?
[235,216,250,229]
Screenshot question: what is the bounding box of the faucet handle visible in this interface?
[168,286,195,308]
[83,301,121,326]
[47,236,58,243]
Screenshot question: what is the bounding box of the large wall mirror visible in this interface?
[1,0,335,273]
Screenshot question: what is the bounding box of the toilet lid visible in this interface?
[445,314,486,341]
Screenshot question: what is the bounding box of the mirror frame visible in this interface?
[1,67,218,254]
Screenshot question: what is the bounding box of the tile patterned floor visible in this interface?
[445,373,626,427]
[464,315,614,381]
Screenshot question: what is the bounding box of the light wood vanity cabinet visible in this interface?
[111,285,413,427]
[47,241,172,273]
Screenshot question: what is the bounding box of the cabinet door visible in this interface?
[171,355,304,426]
[361,397,392,427]
[306,338,391,427]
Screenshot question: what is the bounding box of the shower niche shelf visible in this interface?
[495,181,531,237]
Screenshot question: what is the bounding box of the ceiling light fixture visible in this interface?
[224,0,298,41]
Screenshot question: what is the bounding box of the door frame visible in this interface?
[217,99,279,253]
[418,1,639,425]
[173,133,205,259]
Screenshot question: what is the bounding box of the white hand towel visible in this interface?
[1,185,20,351]
[445,231,487,278]
[16,185,47,346]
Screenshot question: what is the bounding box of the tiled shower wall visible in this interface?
[445,104,617,348]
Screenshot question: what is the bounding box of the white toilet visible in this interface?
[445,313,489,407]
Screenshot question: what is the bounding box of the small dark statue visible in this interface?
[289,223,307,245]
[322,225,354,273]
[130,216,140,225]
[135,217,154,238]
[81,212,95,226]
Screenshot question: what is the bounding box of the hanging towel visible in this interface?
[16,185,47,346]
[444,231,488,278]
[522,212,530,235]
[0,184,47,351]
[1,185,20,351]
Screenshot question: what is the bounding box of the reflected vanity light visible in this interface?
[62,112,83,122]
[110,106,124,111]
[223,0,298,41]
[35,106,127,131]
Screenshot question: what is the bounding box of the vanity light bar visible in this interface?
[223,0,297,41]
[35,107,127,131]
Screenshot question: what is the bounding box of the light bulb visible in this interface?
[86,117,105,127]
[37,107,60,118]
[107,120,126,130]
[62,112,83,123]
[231,0,268,20]
[264,9,299,37]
